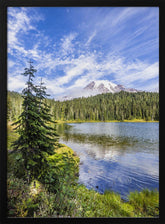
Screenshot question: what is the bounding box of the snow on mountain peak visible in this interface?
[84,80,118,93]
[57,80,139,101]
[93,80,117,89]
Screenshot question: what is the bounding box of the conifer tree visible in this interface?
[12,61,58,182]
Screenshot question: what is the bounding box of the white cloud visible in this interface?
[140,81,159,93]
[8,74,26,91]
[8,8,36,46]
[61,32,77,55]
[8,59,15,68]
[8,7,44,59]
[138,62,159,81]
[42,78,65,96]
[111,7,137,27]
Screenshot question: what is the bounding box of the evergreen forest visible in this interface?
[8,90,159,123]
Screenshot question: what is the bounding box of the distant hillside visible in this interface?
[8,91,159,122]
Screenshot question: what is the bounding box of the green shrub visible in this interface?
[8,174,54,217]
[40,144,79,193]
[7,173,30,217]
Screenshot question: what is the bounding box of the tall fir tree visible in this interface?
[12,61,58,182]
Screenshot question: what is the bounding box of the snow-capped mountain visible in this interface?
[57,80,139,101]
[84,80,118,93]
[84,80,138,94]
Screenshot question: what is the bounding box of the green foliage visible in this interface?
[7,91,23,121]
[7,138,80,217]
[40,144,79,198]
[73,186,159,217]
[128,189,159,217]
[7,173,30,217]
[7,172,159,218]
[7,123,19,150]
[8,152,26,178]
[7,173,51,217]
[8,122,79,217]
[74,185,134,217]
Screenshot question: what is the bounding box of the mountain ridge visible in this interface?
[84,80,138,94]
[59,80,140,101]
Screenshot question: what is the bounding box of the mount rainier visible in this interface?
[58,80,139,101]
[84,80,138,94]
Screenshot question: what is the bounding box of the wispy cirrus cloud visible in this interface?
[85,31,97,46]
[8,7,43,53]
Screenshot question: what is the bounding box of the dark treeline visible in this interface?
[8,91,23,121]
[8,90,159,122]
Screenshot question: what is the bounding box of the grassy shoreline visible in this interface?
[55,119,159,124]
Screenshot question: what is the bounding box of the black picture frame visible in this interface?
[0,0,164,223]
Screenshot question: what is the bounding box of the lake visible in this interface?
[56,122,159,200]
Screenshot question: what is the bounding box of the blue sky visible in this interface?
[8,7,159,98]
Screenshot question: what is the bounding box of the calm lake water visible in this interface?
[56,122,159,199]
